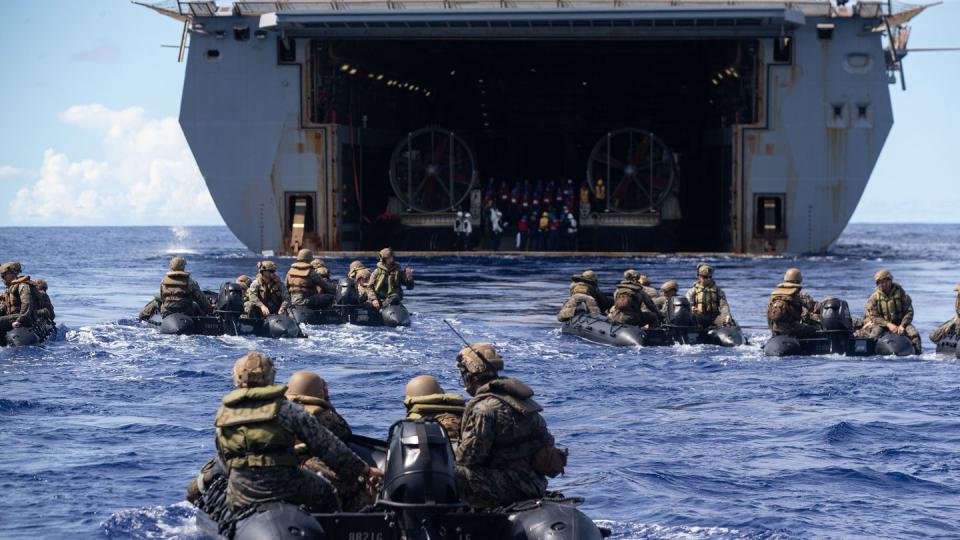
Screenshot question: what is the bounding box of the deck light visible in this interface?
[377,74,384,80]
[450,70,456,76]
[349,68,358,75]
[341,64,350,72]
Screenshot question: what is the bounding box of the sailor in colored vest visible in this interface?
[285,371,372,511]
[285,249,336,309]
[368,248,414,308]
[159,256,212,316]
[930,281,960,345]
[766,268,820,338]
[214,352,380,511]
[0,262,37,333]
[607,269,661,327]
[403,375,466,443]
[32,278,55,322]
[857,269,922,354]
[244,260,289,317]
[455,343,567,509]
[654,280,680,320]
[684,264,735,329]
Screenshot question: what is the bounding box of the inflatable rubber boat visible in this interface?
[933,328,959,358]
[193,420,606,540]
[1,319,56,347]
[144,282,304,338]
[560,297,744,348]
[763,298,917,357]
[288,279,411,328]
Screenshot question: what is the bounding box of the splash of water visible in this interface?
[165,226,198,254]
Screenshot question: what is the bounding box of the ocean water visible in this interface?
[1,224,959,540]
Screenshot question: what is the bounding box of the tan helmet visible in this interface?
[638,274,651,286]
[169,256,187,271]
[0,261,21,276]
[623,269,639,281]
[874,269,893,283]
[311,259,327,270]
[356,268,372,281]
[697,264,713,277]
[405,375,444,398]
[236,275,252,289]
[258,260,278,273]
[34,278,48,291]
[660,280,679,293]
[580,270,597,283]
[296,248,314,263]
[286,370,329,401]
[232,351,276,388]
[784,268,803,284]
[348,260,365,273]
[457,343,504,375]
[316,266,330,278]
[379,247,394,260]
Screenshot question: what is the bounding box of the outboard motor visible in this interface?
[160,313,195,335]
[820,297,853,332]
[382,420,460,532]
[381,304,411,327]
[875,332,917,356]
[262,314,302,338]
[667,297,693,327]
[216,282,245,313]
[335,278,359,305]
[233,502,325,540]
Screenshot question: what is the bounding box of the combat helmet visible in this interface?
[356,268,372,282]
[697,264,714,277]
[310,259,327,270]
[405,375,444,398]
[379,247,394,260]
[457,343,504,377]
[874,269,893,283]
[580,270,598,284]
[257,260,278,273]
[296,248,314,263]
[0,262,21,276]
[232,351,276,388]
[623,269,639,282]
[236,275,252,289]
[169,256,187,271]
[34,278,48,291]
[784,268,803,284]
[638,275,652,286]
[348,260,365,273]
[660,280,679,293]
[286,370,329,401]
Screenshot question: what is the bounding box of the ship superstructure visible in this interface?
[145,0,926,254]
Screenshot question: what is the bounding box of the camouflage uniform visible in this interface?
[685,279,733,328]
[139,296,161,321]
[766,282,820,337]
[607,280,660,327]
[929,285,960,344]
[32,280,55,322]
[858,282,922,354]
[160,272,211,316]
[404,393,466,442]
[455,377,555,509]
[556,293,600,322]
[369,261,413,305]
[244,275,290,317]
[637,275,658,313]
[215,384,368,511]
[347,261,367,281]
[566,272,613,313]
[0,275,37,332]
[286,261,335,309]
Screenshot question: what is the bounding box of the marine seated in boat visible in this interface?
[855,269,922,355]
[556,270,609,322]
[607,269,662,328]
[285,249,336,310]
[403,375,466,443]
[138,256,212,321]
[0,261,56,346]
[244,260,290,318]
[929,281,960,351]
[367,247,414,308]
[766,268,821,339]
[685,264,738,330]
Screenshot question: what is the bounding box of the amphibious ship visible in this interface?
[144,0,926,254]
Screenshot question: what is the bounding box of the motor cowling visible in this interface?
[383,420,458,506]
[217,282,245,313]
[336,278,359,305]
[820,297,852,332]
[667,297,693,326]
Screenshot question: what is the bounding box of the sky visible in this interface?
[0,0,957,226]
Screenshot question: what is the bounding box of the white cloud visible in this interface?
[9,104,221,226]
[0,165,32,178]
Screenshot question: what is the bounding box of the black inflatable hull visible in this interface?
[561,313,744,348]
[1,320,56,347]
[289,304,411,328]
[147,312,304,338]
[763,331,917,357]
[934,331,959,358]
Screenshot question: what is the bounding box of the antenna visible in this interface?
[443,319,495,371]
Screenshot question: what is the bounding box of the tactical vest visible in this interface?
[955,293,960,319]
[404,393,466,420]
[874,284,907,324]
[372,262,402,299]
[215,384,298,469]
[160,271,192,312]
[256,277,285,313]
[5,277,36,321]
[569,282,593,296]
[286,262,316,296]
[767,284,802,323]
[613,282,643,312]
[466,379,548,465]
[691,282,720,315]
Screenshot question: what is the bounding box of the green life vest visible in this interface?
[692,282,720,315]
[214,384,298,469]
[404,393,466,420]
[874,284,906,324]
[286,262,315,296]
[372,262,403,300]
[160,271,192,312]
[255,277,285,313]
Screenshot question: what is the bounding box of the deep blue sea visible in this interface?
[1,224,959,540]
